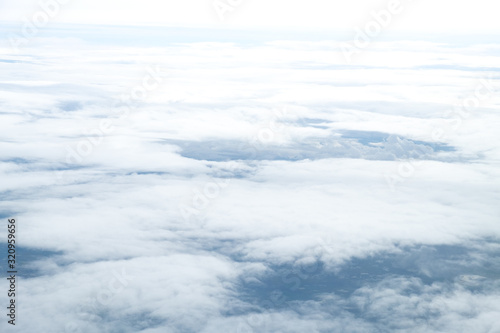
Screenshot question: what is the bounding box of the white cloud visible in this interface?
[0,26,499,332]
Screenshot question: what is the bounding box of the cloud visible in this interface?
[0,25,499,332]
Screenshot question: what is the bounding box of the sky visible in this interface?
[0,2,500,333]
[0,0,499,33]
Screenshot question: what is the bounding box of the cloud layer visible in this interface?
[0,25,499,332]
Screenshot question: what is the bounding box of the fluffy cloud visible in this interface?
[0,24,499,332]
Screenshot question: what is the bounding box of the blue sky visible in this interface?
[1,2,500,333]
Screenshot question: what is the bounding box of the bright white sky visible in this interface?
[0,0,499,33]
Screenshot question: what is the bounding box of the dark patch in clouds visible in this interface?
[163,133,456,162]
[238,240,500,311]
[58,100,84,112]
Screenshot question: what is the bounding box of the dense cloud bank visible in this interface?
[0,26,499,332]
